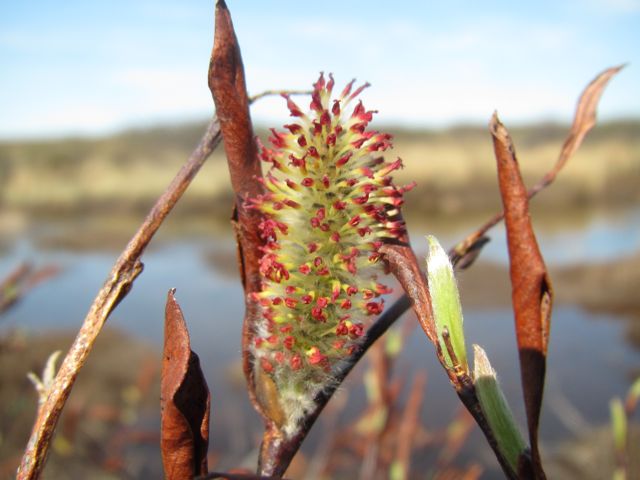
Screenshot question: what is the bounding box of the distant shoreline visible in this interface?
[1,119,638,215]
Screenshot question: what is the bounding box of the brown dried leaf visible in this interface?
[208,0,266,424]
[380,243,436,344]
[491,112,552,479]
[161,289,210,479]
[547,64,625,182]
[451,65,624,267]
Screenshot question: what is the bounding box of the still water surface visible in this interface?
[1,207,639,474]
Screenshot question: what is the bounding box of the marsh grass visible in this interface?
[1,120,638,216]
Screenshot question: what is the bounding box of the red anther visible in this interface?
[366,301,384,315]
[284,95,304,117]
[340,299,352,310]
[322,175,330,188]
[330,232,341,242]
[326,133,336,146]
[280,324,293,333]
[349,323,364,338]
[336,322,349,336]
[261,358,274,373]
[332,100,341,116]
[297,135,308,147]
[347,178,358,187]
[269,128,286,148]
[274,351,285,364]
[310,217,320,228]
[272,297,283,305]
[360,166,374,178]
[284,123,302,134]
[347,285,358,296]
[316,297,329,308]
[284,336,295,350]
[284,297,298,308]
[368,252,381,262]
[267,334,279,345]
[358,226,372,237]
[313,256,323,267]
[316,207,326,220]
[340,79,356,99]
[290,354,302,371]
[319,223,330,232]
[336,152,352,167]
[301,294,313,304]
[363,289,374,300]
[333,200,347,211]
[320,110,331,126]
[346,260,357,275]
[308,242,319,253]
[310,90,323,112]
[348,215,361,227]
[316,266,330,276]
[353,193,369,204]
[350,122,366,133]
[285,285,296,295]
[352,137,367,149]
[289,154,306,168]
[299,264,311,275]
[301,177,314,187]
[332,285,341,301]
[308,347,327,365]
[254,337,264,348]
[311,307,326,321]
[308,146,320,158]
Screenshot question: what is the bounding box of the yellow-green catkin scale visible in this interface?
[249,74,413,435]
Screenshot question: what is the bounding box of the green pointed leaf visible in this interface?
[473,344,527,470]
[425,235,467,371]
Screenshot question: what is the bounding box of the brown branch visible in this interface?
[16,117,222,480]
[491,112,552,479]
[361,63,625,355]
[393,371,427,480]
[249,89,311,103]
[450,64,625,266]
[196,473,289,480]
[0,263,60,316]
[380,241,521,479]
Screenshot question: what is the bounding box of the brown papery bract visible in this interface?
[491,112,552,480]
[161,290,210,479]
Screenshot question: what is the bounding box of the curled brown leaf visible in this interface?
[208,0,267,425]
[162,289,210,479]
[491,112,552,479]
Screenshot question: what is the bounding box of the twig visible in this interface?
[16,82,305,479]
[249,89,311,103]
[449,64,625,266]
[15,117,221,480]
[393,372,427,480]
[358,64,626,356]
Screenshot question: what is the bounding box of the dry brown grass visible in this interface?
[1,120,638,216]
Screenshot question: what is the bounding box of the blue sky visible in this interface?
[1,0,638,139]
